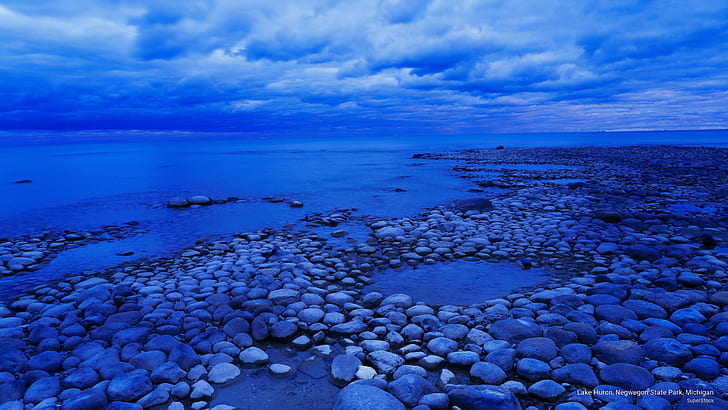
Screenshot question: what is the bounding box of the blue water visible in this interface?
[0,130,725,299]
[366,261,549,305]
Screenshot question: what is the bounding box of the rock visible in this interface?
[356,366,377,380]
[288,200,304,208]
[622,300,667,320]
[419,392,449,410]
[592,384,632,403]
[63,367,99,389]
[485,348,517,372]
[334,383,405,410]
[599,363,654,390]
[208,363,241,384]
[626,244,660,261]
[150,361,186,384]
[637,394,673,410]
[61,389,107,410]
[374,227,405,240]
[528,380,565,401]
[470,361,507,384]
[447,351,479,367]
[187,195,212,205]
[0,349,27,372]
[426,337,458,356]
[490,319,541,343]
[298,308,325,323]
[593,210,623,223]
[169,343,201,370]
[268,289,299,305]
[25,351,62,373]
[394,365,427,379]
[239,347,269,366]
[129,350,166,372]
[448,386,522,410]
[137,388,169,408]
[270,321,298,342]
[331,321,368,335]
[552,363,599,387]
[516,358,551,381]
[670,308,706,326]
[387,374,435,407]
[268,363,293,377]
[700,234,717,249]
[166,197,189,208]
[112,327,152,346]
[0,380,25,402]
[593,340,644,365]
[107,373,153,402]
[367,351,404,374]
[683,357,720,380]
[516,337,557,362]
[380,293,414,308]
[643,338,692,366]
[190,380,214,399]
[595,304,637,324]
[24,377,60,403]
[106,403,143,410]
[561,343,592,364]
[597,242,619,254]
[331,354,362,386]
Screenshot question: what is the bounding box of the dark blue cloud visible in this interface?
[0,0,727,134]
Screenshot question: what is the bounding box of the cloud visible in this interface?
[0,0,727,134]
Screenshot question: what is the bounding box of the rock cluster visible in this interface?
[0,222,145,276]
[0,145,726,409]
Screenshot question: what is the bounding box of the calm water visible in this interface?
[0,130,725,298]
[366,261,549,305]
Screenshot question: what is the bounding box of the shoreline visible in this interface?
[0,144,727,409]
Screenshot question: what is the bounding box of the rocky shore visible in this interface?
[0,145,727,409]
[0,222,147,277]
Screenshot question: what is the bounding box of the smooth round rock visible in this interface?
[334,383,405,410]
[528,379,565,401]
[208,363,241,384]
[448,386,521,410]
[107,373,153,402]
[644,338,692,366]
[470,362,507,385]
[599,363,655,390]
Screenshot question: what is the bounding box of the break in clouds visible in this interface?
[1,0,727,134]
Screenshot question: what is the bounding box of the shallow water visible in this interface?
[493,163,580,171]
[208,347,339,410]
[1,138,490,298]
[366,260,549,305]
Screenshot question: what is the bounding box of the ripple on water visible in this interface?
[366,260,550,306]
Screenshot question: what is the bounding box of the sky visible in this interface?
[1,0,728,136]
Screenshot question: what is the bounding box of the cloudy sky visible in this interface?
[1,0,727,136]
